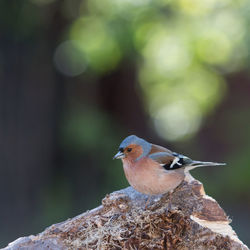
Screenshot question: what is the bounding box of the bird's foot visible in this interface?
[144,196,152,210]
[168,200,172,211]
[165,191,173,213]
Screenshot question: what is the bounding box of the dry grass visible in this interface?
[54,205,191,249]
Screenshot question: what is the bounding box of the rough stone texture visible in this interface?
[3,178,249,250]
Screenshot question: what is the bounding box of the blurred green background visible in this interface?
[1,0,250,247]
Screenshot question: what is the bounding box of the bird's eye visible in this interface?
[127,148,132,152]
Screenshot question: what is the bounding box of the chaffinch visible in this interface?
[113,135,225,197]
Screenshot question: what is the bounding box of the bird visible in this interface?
[113,135,225,208]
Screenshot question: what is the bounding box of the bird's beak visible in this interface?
[113,151,125,160]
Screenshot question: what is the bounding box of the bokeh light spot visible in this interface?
[196,31,231,64]
[176,0,217,16]
[142,33,191,77]
[54,40,87,77]
[70,17,121,73]
[153,101,202,141]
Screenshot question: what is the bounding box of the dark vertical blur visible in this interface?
[0,0,250,247]
[0,0,64,242]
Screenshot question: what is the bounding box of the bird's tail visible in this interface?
[185,160,226,172]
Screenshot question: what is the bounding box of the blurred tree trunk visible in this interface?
[0,0,66,241]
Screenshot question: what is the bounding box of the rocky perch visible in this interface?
[4,177,249,250]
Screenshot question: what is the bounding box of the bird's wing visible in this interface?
[150,144,173,154]
[149,144,192,170]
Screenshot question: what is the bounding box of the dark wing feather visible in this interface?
[149,144,192,170]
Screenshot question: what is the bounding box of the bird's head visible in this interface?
[113,135,151,161]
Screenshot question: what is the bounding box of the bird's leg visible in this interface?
[144,195,152,209]
[168,191,172,211]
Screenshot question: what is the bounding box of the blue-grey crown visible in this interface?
[119,135,152,160]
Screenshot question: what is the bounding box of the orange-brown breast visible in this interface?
[122,157,185,195]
